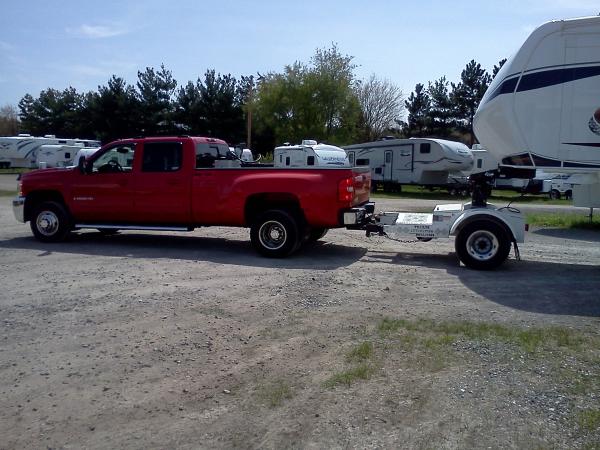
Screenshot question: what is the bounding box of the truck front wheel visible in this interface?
[30,201,71,243]
[251,210,300,258]
[455,221,511,270]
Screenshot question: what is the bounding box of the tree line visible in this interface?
[1,45,505,154]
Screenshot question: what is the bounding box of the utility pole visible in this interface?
[246,84,253,149]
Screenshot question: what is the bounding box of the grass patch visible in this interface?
[346,341,373,362]
[377,318,585,353]
[258,380,294,407]
[0,189,16,197]
[578,409,600,431]
[0,168,29,174]
[526,212,600,230]
[323,363,375,388]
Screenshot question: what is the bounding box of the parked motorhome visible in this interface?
[474,16,600,208]
[0,135,100,168]
[343,138,473,191]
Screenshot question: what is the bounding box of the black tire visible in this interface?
[30,201,71,243]
[565,190,572,200]
[307,228,328,242]
[250,210,300,258]
[455,221,511,270]
[549,189,561,200]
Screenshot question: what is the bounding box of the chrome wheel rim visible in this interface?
[36,210,59,236]
[258,220,286,250]
[466,230,498,261]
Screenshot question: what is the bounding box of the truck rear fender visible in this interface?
[449,209,524,243]
[244,193,305,227]
[24,190,69,222]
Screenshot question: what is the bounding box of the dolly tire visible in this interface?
[455,221,511,270]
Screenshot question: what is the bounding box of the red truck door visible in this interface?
[132,140,191,223]
[69,143,137,222]
[191,141,231,224]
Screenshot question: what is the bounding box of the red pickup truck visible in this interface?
[13,136,372,257]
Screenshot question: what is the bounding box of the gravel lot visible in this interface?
[0,193,599,449]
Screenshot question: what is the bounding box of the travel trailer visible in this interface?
[0,135,100,168]
[343,138,473,191]
[474,16,600,208]
[274,140,350,168]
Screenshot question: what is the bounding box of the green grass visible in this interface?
[526,212,600,230]
[377,318,585,353]
[346,341,373,362]
[0,189,16,197]
[258,380,294,407]
[323,363,376,388]
[578,409,600,431]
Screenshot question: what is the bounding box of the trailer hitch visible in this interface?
[365,223,385,237]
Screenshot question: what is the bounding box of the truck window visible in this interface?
[142,142,183,172]
[196,142,231,168]
[92,144,136,173]
[420,143,431,154]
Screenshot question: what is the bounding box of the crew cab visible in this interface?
[13,136,372,257]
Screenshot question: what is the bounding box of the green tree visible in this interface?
[426,76,453,138]
[136,64,177,135]
[17,87,86,137]
[492,58,507,78]
[87,76,141,142]
[450,60,492,145]
[254,44,360,150]
[402,83,431,137]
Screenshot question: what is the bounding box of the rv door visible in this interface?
[384,151,393,181]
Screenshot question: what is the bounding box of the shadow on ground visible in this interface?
[531,227,600,242]
[0,231,366,270]
[365,250,600,317]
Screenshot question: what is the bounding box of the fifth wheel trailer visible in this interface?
[473,15,600,208]
[0,135,100,169]
[343,138,473,191]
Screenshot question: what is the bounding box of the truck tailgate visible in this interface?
[352,167,371,205]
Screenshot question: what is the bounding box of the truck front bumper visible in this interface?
[343,202,375,229]
[13,196,25,223]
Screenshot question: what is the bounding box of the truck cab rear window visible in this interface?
[142,142,183,172]
[196,143,231,168]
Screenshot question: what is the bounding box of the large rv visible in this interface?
[343,138,473,191]
[474,16,600,208]
[0,135,100,169]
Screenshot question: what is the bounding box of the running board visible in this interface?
[75,224,192,232]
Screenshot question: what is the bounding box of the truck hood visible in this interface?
[21,167,75,181]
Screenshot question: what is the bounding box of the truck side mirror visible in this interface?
[77,156,86,173]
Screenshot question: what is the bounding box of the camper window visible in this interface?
[142,142,183,172]
[307,156,315,165]
[420,143,431,154]
[356,158,369,166]
[385,153,392,164]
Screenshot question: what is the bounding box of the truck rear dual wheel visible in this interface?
[30,201,71,243]
[250,210,300,258]
[455,221,511,270]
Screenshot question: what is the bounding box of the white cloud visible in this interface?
[67,24,128,39]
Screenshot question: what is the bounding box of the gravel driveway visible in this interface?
[0,195,599,449]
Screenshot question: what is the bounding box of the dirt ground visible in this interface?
[0,195,599,449]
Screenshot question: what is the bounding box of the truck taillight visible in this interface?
[338,177,354,202]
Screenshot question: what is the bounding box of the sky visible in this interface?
[0,0,598,110]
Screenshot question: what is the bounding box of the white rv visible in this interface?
[474,16,600,208]
[274,140,350,168]
[0,135,101,169]
[343,138,473,191]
